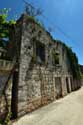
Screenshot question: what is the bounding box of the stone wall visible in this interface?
[11,14,81,118]
[0,60,13,120]
[0,71,12,120]
[0,14,82,120]
[18,64,72,116]
[14,14,73,117]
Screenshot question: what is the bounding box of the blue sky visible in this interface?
[0,0,83,64]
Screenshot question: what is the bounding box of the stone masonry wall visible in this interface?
[16,14,74,117]
[0,60,13,120]
[0,71,12,120]
[18,65,54,115]
[17,15,56,116]
[18,64,72,116]
[0,14,81,120]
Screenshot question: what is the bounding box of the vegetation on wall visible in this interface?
[53,40,81,79]
[0,111,12,125]
[62,43,81,79]
[25,14,81,79]
[25,14,45,31]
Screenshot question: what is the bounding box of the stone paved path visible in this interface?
[13,87,83,125]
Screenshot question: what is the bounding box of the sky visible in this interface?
[0,0,83,64]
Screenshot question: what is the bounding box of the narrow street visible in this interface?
[13,87,83,125]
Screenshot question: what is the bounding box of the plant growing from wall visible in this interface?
[0,112,12,125]
[25,14,45,31]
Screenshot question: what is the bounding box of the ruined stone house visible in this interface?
[0,14,81,120]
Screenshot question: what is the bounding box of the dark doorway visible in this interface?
[11,71,18,119]
[70,77,73,91]
[55,77,62,99]
[66,77,70,93]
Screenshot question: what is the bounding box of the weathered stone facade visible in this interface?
[0,60,13,120]
[0,14,81,120]
[12,14,80,117]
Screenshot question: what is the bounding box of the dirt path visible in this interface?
[13,87,83,125]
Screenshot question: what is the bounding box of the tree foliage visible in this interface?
[0,8,16,48]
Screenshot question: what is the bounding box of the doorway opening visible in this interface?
[55,77,62,99]
[70,77,73,91]
[66,77,70,93]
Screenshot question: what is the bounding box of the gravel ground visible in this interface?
[13,87,83,125]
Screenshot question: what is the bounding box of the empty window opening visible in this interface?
[52,49,59,65]
[36,42,45,64]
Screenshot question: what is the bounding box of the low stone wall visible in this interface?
[0,71,12,120]
[0,60,13,71]
[0,96,6,119]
